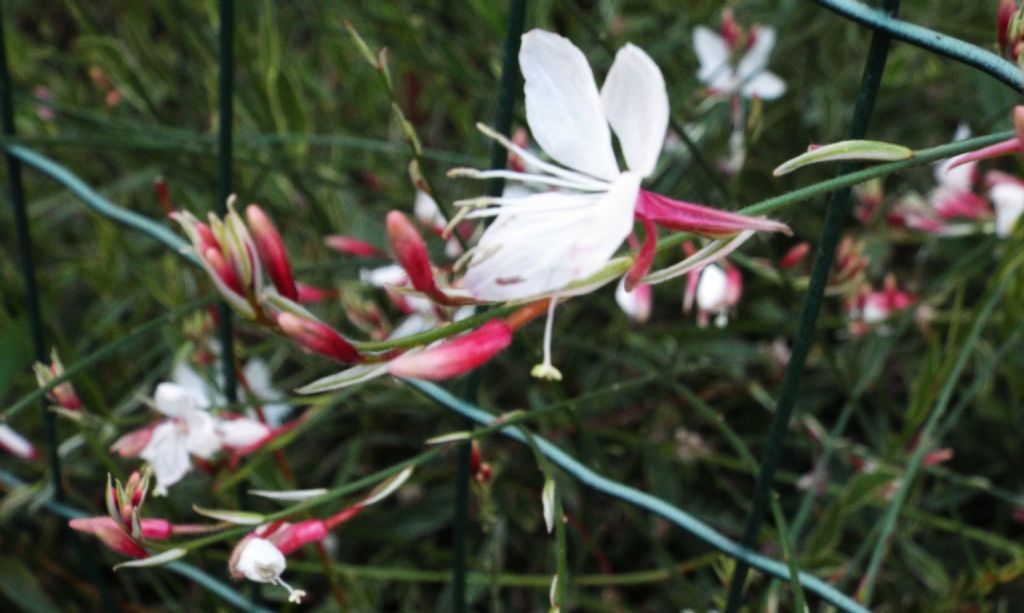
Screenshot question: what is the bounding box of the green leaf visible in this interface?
[114,548,187,570]
[295,364,389,394]
[192,506,266,525]
[773,140,913,176]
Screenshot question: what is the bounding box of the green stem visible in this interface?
[0,0,64,500]
[723,2,898,608]
[405,380,868,613]
[813,0,1024,93]
[216,0,237,404]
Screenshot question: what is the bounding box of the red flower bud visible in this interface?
[386,210,437,294]
[277,313,359,364]
[246,205,298,300]
[780,242,811,270]
[324,235,385,258]
[388,321,512,380]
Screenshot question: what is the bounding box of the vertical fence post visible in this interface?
[722,0,900,610]
[0,0,63,499]
[216,0,237,404]
[451,2,527,611]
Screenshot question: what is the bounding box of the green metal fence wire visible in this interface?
[724,0,900,609]
[3,1,1022,610]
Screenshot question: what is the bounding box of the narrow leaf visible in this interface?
[542,478,556,534]
[360,467,414,507]
[425,431,472,445]
[295,364,389,395]
[773,140,913,176]
[192,505,265,525]
[114,548,186,570]
[249,488,327,502]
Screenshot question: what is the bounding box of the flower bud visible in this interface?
[0,424,37,460]
[69,517,148,559]
[296,283,338,304]
[270,519,329,555]
[33,348,82,411]
[386,210,437,294]
[780,242,811,270]
[276,312,359,364]
[388,321,513,380]
[246,205,298,300]
[110,425,156,458]
[323,235,385,258]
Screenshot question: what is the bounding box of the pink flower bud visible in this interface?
[0,424,37,460]
[780,242,811,270]
[276,312,359,364]
[324,235,385,258]
[110,424,156,458]
[194,220,221,254]
[296,283,338,304]
[270,519,329,555]
[388,321,513,380]
[246,205,298,300]
[204,247,245,296]
[386,211,436,294]
[69,517,148,559]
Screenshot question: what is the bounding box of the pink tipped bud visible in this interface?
[999,0,1018,55]
[271,519,329,555]
[635,190,791,237]
[110,425,156,458]
[923,447,954,467]
[780,242,811,270]
[721,9,742,50]
[69,517,148,559]
[246,205,298,300]
[297,283,338,304]
[324,235,385,258]
[0,424,37,460]
[388,321,513,380]
[277,312,359,364]
[204,247,245,295]
[194,221,221,253]
[386,211,437,294]
[946,136,1024,172]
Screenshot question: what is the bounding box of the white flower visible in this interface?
[693,25,785,100]
[233,537,305,603]
[139,382,221,495]
[216,417,271,450]
[989,180,1024,237]
[241,358,291,426]
[453,29,669,302]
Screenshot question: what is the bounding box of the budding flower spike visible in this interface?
[33,347,83,412]
[228,468,414,603]
[450,29,789,305]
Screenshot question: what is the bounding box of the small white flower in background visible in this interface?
[241,358,291,427]
[139,382,221,495]
[693,16,786,100]
[684,261,743,328]
[230,537,306,603]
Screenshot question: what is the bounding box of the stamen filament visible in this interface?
[448,167,609,192]
[475,123,611,190]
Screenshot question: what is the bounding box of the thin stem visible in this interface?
[451,434,472,613]
[216,0,237,404]
[405,380,869,613]
[813,0,1024,93]
[723,1,898,608]
[0,1,62,498]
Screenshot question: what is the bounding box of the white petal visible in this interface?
[520,29,618,180]
[140,422,191,494]
[236,537,286,583]
[696,264,729,312]
[360,264,408,287]
[741,71,786,100]
[217,418,271,449]
[183,411,222,459]
[737,27,777,82]
[990,183,1024,237]
[0,424,35,459]
[614,279,650,323]
[414,190,446,230]
[601,43,669,178]
[934,125,973,191]
[154,382,205,417]
[242,359,291,426]
[170,363,213,409]
[464,173,641,301]
[693,26,730,86]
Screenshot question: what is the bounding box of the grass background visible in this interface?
[1,0,1023,610]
